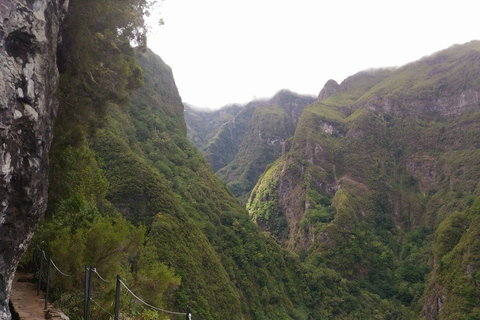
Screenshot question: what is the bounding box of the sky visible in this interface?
[147,0,479,110]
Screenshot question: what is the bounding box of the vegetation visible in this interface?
[22,1,480,317]
[29,1,305,319]
[185,90,315,202]
[246,40,480,318]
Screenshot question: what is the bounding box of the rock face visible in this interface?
[246,41,480,318]
[250,42,480,251]
[317,79,339,101]
[0,0,67,318]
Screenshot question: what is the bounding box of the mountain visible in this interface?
[185,102,243,152]
[4,1,480,317]
[185,90,316,202]
[35,37,307,319]
[11,0,309,318]
[247,40,480,318]
[99,50,309,318]
[37,34,414,318]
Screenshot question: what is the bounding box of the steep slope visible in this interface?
[186,90,315,201]
[132,60,411,318]
[248,40,480,317]
[99,49,314,319]
[185,103,243,152]
[43,42,415,319]
[40,45,310,319]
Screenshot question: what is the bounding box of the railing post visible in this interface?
[32,246,37,277]
[186,306,192,320]
[84,265,89,320]
[37,254,44,295]
[114,275,121,320]
[85,265,93,320]
[44,258,52,309]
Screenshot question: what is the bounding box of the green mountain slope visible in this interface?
[248,40,480,318]
[30,2,480,317]
[185,103,243,152]
[95,50,305,319]
[185,90,315,202]
[30,1,310,317]
[38,34,310,318]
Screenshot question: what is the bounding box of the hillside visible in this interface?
[248,40,480,318]
[26,1,308,318]
[8,0,480,317]
[185,102,243,152]
[37,44,314,318]
[185,90,316,202]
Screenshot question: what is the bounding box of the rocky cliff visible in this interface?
[247,40,480,318]
[0,0,67,318]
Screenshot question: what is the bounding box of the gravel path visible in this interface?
[9,271,46,320]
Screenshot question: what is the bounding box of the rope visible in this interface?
[51,260,75,277]
[92,268,113,283]
[35,245,75,277]
[119,280,187,316]
[41,250,48,262]
[33,245,191,318]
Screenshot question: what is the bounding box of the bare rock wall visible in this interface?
[0,0,67,318]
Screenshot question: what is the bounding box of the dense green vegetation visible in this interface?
[185,90,315,202]
[246,41,480,319]
[22,1,480,317]
[29,1,306,319]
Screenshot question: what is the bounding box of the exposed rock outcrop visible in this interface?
[0,1,67,318]
[250,41,480,256]
[317,79,339,101]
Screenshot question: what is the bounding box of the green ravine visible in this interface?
[185,90,316,203]
[24,1,480,317]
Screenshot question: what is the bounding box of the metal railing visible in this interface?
[32,245,191,319]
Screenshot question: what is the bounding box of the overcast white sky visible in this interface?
[147,0,479,109]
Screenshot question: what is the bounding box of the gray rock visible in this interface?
[0,0,68,318]
[45,308,70,320]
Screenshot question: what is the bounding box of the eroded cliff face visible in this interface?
[0,1,67,318]
[247,41,480,318]
[250,42,480,251]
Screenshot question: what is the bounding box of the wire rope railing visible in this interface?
[31,245,193,319]
[91,267,113,283]
[51,260,75,278]
[119,278,187,316]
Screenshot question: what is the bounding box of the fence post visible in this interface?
[37,254,44,295]
[84,265,89,320]
[44,258,52,309]
[186,306,192,320]
[32,246,37,277]
[114,275,121,320]
[85,265,93,320]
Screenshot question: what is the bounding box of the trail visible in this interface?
[9,270,68,320]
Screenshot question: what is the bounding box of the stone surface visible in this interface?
[9,271,70,320]
[9,272,46,320]
[317,79,340,101]
[0,1,68,318]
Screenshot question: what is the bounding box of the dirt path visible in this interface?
[9,270,47,320]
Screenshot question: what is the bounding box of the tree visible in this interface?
[58,0,156,109]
